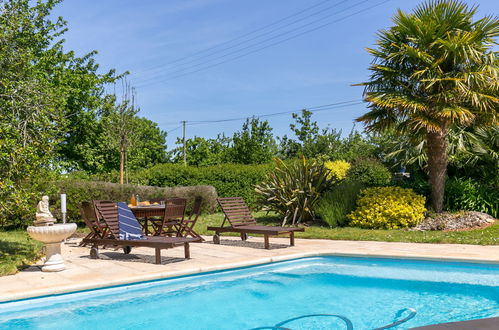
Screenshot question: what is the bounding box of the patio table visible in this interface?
[130,205,166,235]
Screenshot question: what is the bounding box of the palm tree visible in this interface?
[357,0,498,212]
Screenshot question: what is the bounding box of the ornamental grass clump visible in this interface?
[348,187,426,229]
[316,181,364,228]
[255,157,333,225]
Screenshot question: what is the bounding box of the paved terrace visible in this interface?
[1,236,498,302]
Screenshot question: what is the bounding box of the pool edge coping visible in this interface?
[2,250,498,303]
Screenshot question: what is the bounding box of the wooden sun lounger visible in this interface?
[207,197,304,249]
[82,200,197,264]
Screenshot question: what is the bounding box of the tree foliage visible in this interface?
[230,117,276,164]
[171,135,230,166]
[357,0,498,211]
[0,0,118,225]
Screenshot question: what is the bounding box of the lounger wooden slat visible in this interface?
[82,200,197,264]
[207,197,304,249]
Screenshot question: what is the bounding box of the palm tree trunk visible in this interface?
[426,129,448,212]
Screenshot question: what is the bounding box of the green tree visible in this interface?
[171,135,230,166]
[290,109,320,147]
[229,117,276,164]
[279,109,323,158]
[281,109,344,159]
[357,0,498,212]
[59,94,167,175]
[105,85,139,184]
[0,0,117,225]
[127,117,168,170]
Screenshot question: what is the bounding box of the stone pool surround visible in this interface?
[0,236,498,302]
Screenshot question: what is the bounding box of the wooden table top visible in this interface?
[129,205,165,211]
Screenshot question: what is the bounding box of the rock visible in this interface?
[411,211,496,231]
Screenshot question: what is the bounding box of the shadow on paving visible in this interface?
[209,238,289,250]
[79,251,186,265]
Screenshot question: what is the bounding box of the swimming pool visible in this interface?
[1,256,498,329]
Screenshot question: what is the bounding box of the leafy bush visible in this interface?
[52,180,218,224]
[0,173,58,228]
[347,158,392,186]
[444,178,498,218]
[255,157,333,225]
[324,160,351,181]
[131,163,272,208]
[392,168,430,198]
[316,181,364,227]
[348,187,426,229]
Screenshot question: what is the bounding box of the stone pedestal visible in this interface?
[41,242,67,272]
[27,223,77,272]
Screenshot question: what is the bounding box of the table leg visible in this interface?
[184,242,190,259]
[155,248,161,264]
[264,234,270,249]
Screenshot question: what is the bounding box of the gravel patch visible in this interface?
[412,211,496,231]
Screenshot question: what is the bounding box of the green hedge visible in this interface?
[51,180,218,224]
[131,163,273,208]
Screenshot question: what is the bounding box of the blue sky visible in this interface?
[53,0,497,148]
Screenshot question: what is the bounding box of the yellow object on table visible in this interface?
[130,194,137,206]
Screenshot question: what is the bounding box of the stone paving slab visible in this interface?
[1,236,498,302]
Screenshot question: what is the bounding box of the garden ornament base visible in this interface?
[27,223,77,272]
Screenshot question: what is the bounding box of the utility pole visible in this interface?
[182,120,187,166]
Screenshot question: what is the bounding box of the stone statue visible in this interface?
[35,196,56,226]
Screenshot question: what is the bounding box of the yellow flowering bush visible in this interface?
[347,187,426,229]
[324,160,351,181]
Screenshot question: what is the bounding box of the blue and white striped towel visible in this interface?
[117,202,145,240]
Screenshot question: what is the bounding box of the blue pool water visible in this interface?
[1,256,498,329]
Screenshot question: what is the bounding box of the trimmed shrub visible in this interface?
[132,163,272,208]
[316,181,364,227]
[444,178,498,218]
[347,158,391,186]
[255,157,333,225]
[324,160,351,181]
[52,180,218,224]
[348,187,426,229]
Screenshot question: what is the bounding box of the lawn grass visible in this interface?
[195,211,499,245]
[2,212,497,277]
[0,230,43,276]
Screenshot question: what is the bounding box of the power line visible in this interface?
[159,99,364,129]
[189,100,361,124]
[135,0,345,78]
[136,0,390,87]
[137,0,336,75]
[166,125,183,134]
[135,0,368,85]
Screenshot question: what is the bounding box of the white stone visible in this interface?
[27,223,77,272]
[35,195,56,226]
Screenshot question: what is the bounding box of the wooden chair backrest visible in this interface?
[217,197,256,227]
[188,196,203,221]
[93,200,119,239]
[164,198,187,220]
[79,202,99,233]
